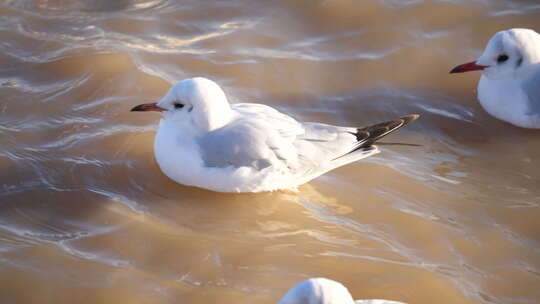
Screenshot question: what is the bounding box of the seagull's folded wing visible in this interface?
[198,103,359,175]
[197,103,305,171]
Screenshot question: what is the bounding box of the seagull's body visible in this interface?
[277,278,407,304]
[451,28,540,129]
[132,77,418,193]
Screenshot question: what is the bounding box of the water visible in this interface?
[1,0,539,303]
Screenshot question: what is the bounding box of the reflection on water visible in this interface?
[1,0,539,303]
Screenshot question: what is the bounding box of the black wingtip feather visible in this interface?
[353,113,420,150]
[400,114,420,124]
[332,114,420,161]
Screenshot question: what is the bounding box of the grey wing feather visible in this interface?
[197,103,303,170]
[295,122,358,164]
[197,124,272,170]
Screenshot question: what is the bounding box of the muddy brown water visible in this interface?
[1,0,539,303]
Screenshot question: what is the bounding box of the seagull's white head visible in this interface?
[131,77,232,133]
[451,28,540,80]
[277,278,355,304]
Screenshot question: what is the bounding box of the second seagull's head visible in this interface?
[451,28,540,80]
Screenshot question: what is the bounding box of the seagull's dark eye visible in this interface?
[497,54,509,63]
[173,102,184,109]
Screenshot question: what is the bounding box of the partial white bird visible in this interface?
[277,277,407,304]
[450,28,540,129]
[131,77,418,193]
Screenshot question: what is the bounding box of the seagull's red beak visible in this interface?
[450,61,488,73]
[130,103,165,112]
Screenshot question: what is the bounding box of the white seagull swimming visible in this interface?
[131,77,419,193]
[450,28,540,129]
[277,277,407,304]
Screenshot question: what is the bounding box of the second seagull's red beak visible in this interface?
[450,61,489,73]
[130,103,165,112]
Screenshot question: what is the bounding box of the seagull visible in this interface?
[277,277,407,304]
[450,28,540,129]
[131,77,419,193]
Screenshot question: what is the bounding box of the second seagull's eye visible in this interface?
[497,54,509,63]
[174,103,184,109]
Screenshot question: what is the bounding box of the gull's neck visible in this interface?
[192,102,233,132]
[189,87,233,133]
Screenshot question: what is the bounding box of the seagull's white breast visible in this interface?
[153,118,298,192]
[478,75,540,128]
